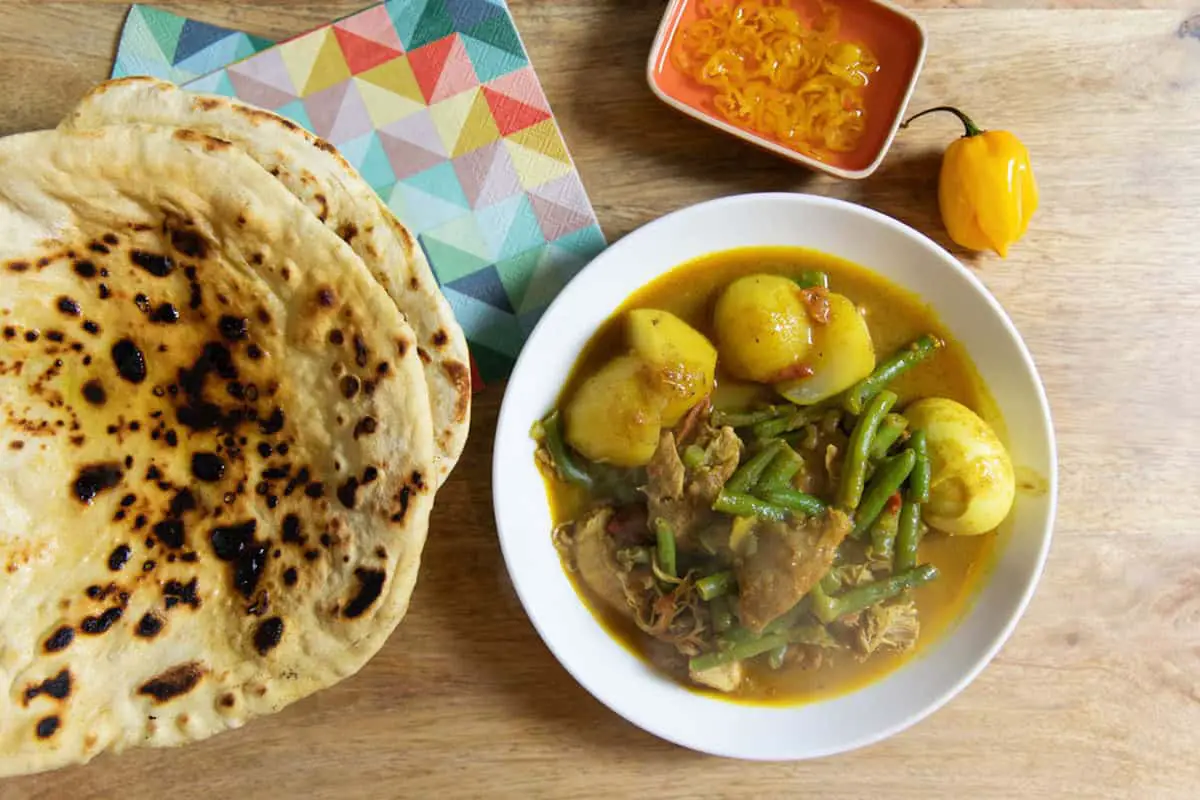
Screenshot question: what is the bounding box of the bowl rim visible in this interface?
[644,0,929,180]
[493,192,1058,760]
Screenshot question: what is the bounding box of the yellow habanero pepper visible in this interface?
[902,106,1038,258]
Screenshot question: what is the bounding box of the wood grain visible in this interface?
[3,1,1200,797]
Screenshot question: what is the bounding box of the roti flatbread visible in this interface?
[0,126,436,777]
[62,76,471,487]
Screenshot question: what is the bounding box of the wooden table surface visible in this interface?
[3,0,1199,797]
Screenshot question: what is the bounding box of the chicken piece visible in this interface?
[571,507,629,615]
[646,431,686,504]
[644,427,739,548]
[687,425,741,505]
[605,504,652,548]
[833,562,876,589]
[735,509,853,632]
[644,431,691,536]
[853,600,920,657]
[791,417,847,497]
[689,659,745,693]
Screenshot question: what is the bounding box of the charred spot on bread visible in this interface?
[253,617,284,654]
[138,662,206,704]
[73,462,123,504]
[136,613,164,638]
[80,606,123,635]
[35,716,60,739]
[130,250,174,277]
[44,626,75,653]
[343,569,386,618]
[23,669,72,704]
[163,578,200,610]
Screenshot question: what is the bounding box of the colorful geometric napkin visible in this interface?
[113,5,273,84]
[112,2,607,383]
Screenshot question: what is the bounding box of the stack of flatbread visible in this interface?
[0,77,470,778]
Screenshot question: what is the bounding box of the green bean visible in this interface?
[837,390,898,510]
[870,506,900,561]
[788,624,839,647]
[690,632,791,671]
[690,625,828,672]
[844,334,944,414]
[709,596,734,633]
[909,429,931,504]
[726,440,785,494]
[756,444,804,493]
[809,581,837,623]
[697,570,736,600]
[758,487,827,517]
[794,270,830,290]
[539,410,593,487]
[712,406,783,428]
[868,413,909,460]
[819,570,841,595]
[767,644,788,669]
[894,491,922,573]
[811,564,939,623]
[724,618,829,644]
[717,625,759,647]
[654,519,676,579]
[762,596,813,634]
[751,407,822,441]
[713,490,789,522]
[852,449,916,539]
[682,444,707,470]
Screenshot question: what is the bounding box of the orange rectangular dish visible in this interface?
[647,0,927,179]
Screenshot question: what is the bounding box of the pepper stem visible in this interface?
[900,106,983,137]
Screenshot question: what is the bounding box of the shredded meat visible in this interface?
[568,507,628,614]
[605,504,651,548]
[687,425,741,505]
[735,509,853,632]
[645,431,689,535]
[789,419,846,497]
[646,431,686,503]
[644,425,740,549]
[852,600,920,657]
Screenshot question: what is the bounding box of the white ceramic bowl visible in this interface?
[492,193,1056,760]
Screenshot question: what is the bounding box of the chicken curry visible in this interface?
[533,246,1013,704]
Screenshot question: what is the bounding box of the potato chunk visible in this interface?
[776,292,875,405]
[713,274,813,383]
[564,354,667,467]
[689,660,744,693]
[626,309,717,425]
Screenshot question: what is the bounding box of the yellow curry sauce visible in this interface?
[542,246,1002,705]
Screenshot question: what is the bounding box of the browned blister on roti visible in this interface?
[0,126,436,778]
[62,76,471,486]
